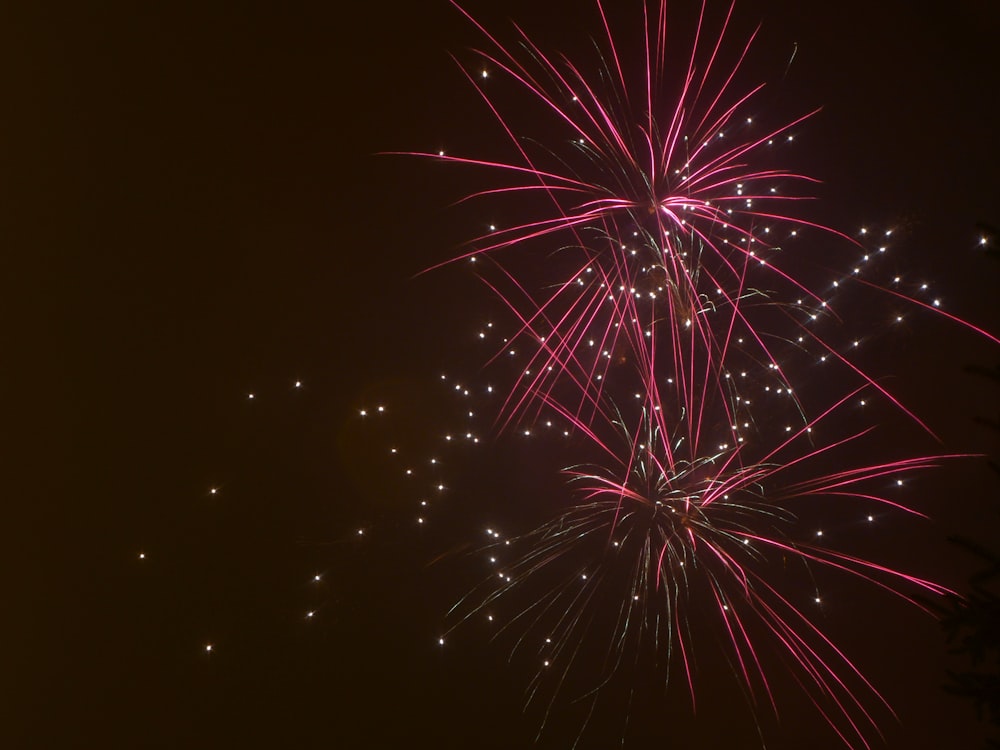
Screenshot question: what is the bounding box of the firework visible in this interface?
[383,1,997,748]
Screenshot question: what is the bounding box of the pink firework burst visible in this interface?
[393,1,999,748]
[399,1,994,440]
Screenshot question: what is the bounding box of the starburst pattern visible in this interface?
[379,1,998,747]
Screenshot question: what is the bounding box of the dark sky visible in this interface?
[4,1,999,748]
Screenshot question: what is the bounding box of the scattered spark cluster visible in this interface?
[135,377,373,657]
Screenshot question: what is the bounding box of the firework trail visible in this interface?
[387,1,997,747]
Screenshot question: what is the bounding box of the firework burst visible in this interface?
[386,1,997,748]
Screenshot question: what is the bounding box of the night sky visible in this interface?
[6,1,1000,748]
